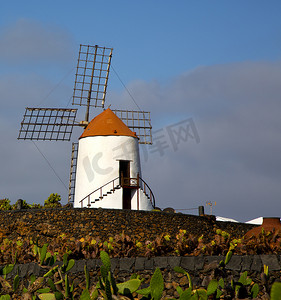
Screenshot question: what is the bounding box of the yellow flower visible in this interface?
[221,231,229,238]
[164,234,170,241]
[79,238,85,243]
[216,229,222,235]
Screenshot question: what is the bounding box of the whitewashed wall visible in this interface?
[74,135,152,210]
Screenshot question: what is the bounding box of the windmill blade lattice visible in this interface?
[18,108,77,141]
[72,45,113,111]
[112,109,152,144]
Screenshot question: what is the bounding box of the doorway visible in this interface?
[122,189,131,209]
[119,160,130,186]
[119,160,131,209]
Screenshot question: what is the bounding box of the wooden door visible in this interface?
[119,160,130,186]
[123,188,131,209]
[119,160,131,209]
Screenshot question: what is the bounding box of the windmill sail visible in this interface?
[72,45,113,111]
[18,107,77,141]
[112,109,152,144]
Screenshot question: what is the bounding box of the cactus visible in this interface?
[150,268,164,300]
[109,270,118,295]
[64,274,70,298]
[100,250,111,273]
[224,249,232,265]
[65,259,75,273]
[173,266,192,289]
[12,274,19,292]
[84,265,90,290]
[91,251,142,299]
[0,263,14,279]
[251,283,259,298]
[230,271,256,298]
[104,277,112,300]
[38,294,56,300]
[0,296,11,300]
[117,279,142,294]
[39,253,74,299]
[271,282,281,300]
[137,268,164,300]
[61,253,75,273]
[238,271,252,286]
[47,278,56,292]
[33,243,56,266]
[206,279,218,296]
[79,289,91,300]
[193,289,207,299]
[0,277,13,294]
[176,287,192,298]
[43,265,59,278]
[39,244,48,265]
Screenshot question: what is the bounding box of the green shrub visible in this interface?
[11,199,30,210]
[44,193,62,208]
[0,199,11,211]
[30,203,43,209]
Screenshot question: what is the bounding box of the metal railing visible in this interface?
[79,174,155,209]
[120,174,155,209]
[79,177,119,208]
[138,176,155,209]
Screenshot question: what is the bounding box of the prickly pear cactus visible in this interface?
[117,279,142,294]
[150,268,164,300]
[100,250,111,273]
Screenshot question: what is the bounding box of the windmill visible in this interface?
[18,44,155,210]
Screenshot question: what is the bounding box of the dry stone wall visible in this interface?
[4,255,281,297]
[6,255,281,278]
[0,207,255,243]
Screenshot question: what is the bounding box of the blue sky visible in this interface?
[1,1,281,222]
[2,1,281,81]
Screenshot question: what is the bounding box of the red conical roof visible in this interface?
[80,108,137,139]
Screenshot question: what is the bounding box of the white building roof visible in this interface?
[216,216,238,223]
[245,217,263,225]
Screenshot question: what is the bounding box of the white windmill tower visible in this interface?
[18,44,155,210]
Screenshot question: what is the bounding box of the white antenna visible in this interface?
[206,201,216,215]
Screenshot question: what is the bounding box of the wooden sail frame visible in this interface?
[18,107,77,141]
